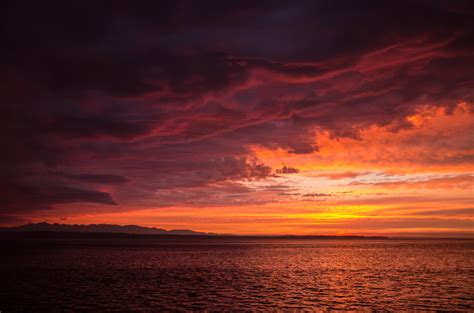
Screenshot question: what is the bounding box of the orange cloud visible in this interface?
[253,102,473,174]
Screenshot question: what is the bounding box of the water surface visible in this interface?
[1,237,473,311]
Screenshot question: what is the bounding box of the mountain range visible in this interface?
[0,223,391,239]
[0,222,210,235]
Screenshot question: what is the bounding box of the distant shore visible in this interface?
[0,230,390,240]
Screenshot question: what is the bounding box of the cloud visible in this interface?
[53,172,130,184]
[406,208,474,217]
[49,114,154,139]
[350,174,473,189]
[262,184,295,192]
[135,157,273,190]
[0,214,29,226]
[0,0,473,226]
[276,165,299,174]
[310,171,368,180]
[303,193,332,197]
[1,182,117,214]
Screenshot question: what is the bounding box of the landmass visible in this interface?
[0,222,389,239]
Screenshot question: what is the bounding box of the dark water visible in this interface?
[1,237,473,311]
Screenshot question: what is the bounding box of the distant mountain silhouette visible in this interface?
[0,222,210,235]
[0,223,391,239]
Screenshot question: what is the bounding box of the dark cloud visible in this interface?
[48,114,154,139]
[0,214,29,226]
[276,165,300,174]
[53,172,130,184]
[1,181,117,214]
[303,193,333,197]
[131,157,273,191]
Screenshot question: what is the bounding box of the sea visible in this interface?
[1,236,473,311]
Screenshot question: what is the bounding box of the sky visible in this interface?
[1,0,473,236]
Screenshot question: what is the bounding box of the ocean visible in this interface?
[1,237,473,311]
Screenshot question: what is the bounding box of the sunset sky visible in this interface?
[1,1,473,236]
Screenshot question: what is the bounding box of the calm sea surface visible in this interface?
[1,237,473,311]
